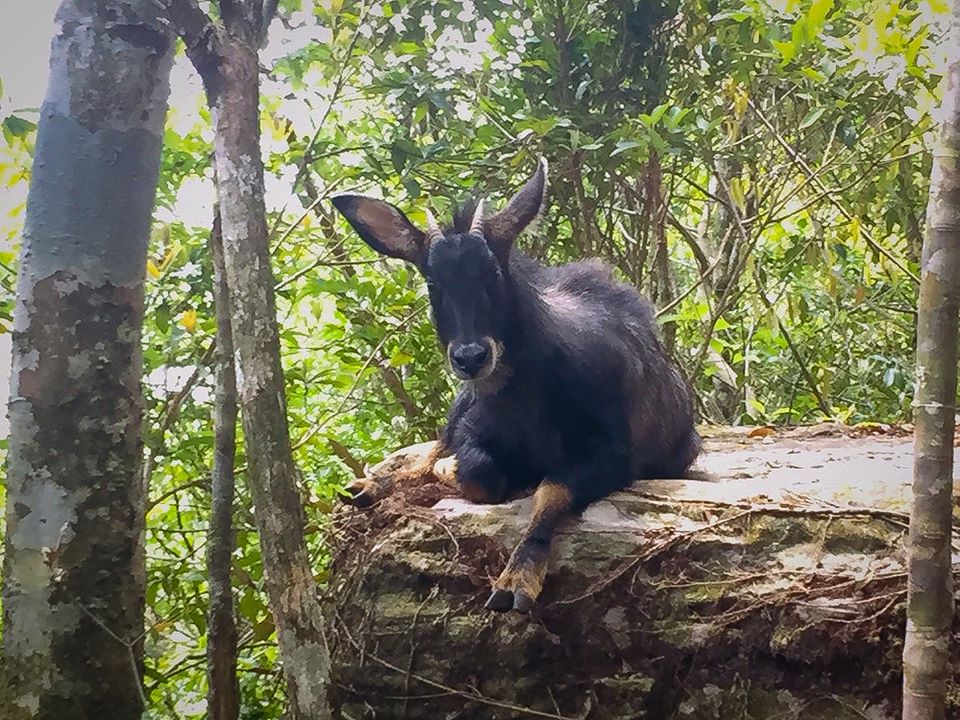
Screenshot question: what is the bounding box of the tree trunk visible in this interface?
[207,30,335,720]
[903,5,960,718]
[207,208,240,720]
[168,2,334,714]
[0,2,173,718]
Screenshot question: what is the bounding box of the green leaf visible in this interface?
[729,177,747,211]
[771,39,796,64]
[800,67,827,83]
[710,10,750,21]
[610,139,641,156]
[389,349,414,366]
[520,59,551,72]
[649,103,669,125]
[402,177,421,198]
[807,0,834,27]
[2,115,36,142]
[799,107,826,129]
[792,18,811,47]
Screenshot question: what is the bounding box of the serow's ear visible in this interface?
[484,157,548,260]
[332,194,427,267]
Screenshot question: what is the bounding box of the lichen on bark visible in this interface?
[165,3,335,713]
[903,1,960,717]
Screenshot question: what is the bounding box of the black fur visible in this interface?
[436,249,701,511]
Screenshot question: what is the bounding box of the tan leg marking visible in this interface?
[486,482,573,612]
[431,455,458,486]
[341,441,453,507]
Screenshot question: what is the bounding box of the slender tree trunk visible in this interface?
[211,37,333,718]
[168,3,334,716]
[0,2,173,718]
[207,208,240,720]
[647,153,677,354]
[903,5,960,718]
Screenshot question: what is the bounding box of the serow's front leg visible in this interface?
[342,441,456,508]
[485,481,573,613]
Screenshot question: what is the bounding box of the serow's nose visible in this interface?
[450,343,490,377]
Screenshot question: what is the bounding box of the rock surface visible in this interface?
[326,427,960,719]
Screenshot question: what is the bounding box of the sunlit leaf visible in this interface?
[179,309,198,333]
[771,39,796,64]
[808,0,834,27]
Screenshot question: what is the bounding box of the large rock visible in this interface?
[325,427,960,719]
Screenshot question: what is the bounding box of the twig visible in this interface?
[656,252,724,318]
[79,604,148,708]
[328,439,366,478]
[335,613,572,719]
[556,509,755,605]
[259,0,280,43]
[663,208,711,275]
[747,98,919,284]
[291,303,428,451]
[628,491,950,530]
[142,342,217,498]
[752,267,831,416]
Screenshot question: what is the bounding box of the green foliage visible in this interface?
[0,0,951,714]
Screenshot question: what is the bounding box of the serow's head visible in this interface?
[332,158,547,381]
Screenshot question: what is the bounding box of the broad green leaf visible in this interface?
[808,0,834,27]
[389,349,414,366]
[2,116,36,140]
[799,107,826,129]
[610,139,642,156]
[771,39,796,64]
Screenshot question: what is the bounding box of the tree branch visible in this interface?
[664,208,711,276]
[207,203,240,720]
[328,439,366,478]
[165,0,222,96]
[259,0,280,43]
[218,0,243,27]
[747,98,919,284]
[218,0,264,44]
[378,364,421,425]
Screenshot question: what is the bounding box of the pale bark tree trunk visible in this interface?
[207,208,240,720]
[0,2,173,718]
[903,4,960,718]
[168,2,334,718]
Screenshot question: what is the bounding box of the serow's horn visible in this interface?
[469,198,485,236]
[424,207,444,245]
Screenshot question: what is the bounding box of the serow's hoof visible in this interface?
[340,480,378,509]
[484,588,535,613]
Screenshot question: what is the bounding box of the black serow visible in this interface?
[332,159,700,613]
